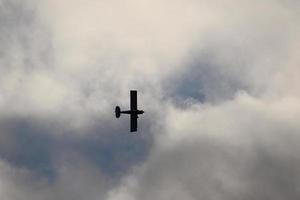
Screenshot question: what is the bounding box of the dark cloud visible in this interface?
[0,115,153,182]
[0,118,55,180]
[165,55,250,105]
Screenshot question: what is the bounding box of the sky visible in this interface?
[0,0,300,199]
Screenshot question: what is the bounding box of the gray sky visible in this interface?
[0,0,300,199]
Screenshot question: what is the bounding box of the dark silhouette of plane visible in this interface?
[115,90,144,132]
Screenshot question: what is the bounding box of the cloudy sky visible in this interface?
[0,0,300,199]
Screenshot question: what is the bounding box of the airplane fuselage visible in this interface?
[120,110,144,115]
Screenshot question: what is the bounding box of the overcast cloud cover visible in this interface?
[0,0,300,199]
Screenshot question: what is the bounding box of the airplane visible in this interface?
[115,90,144,132]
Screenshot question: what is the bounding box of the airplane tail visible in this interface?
[115,106,121,118]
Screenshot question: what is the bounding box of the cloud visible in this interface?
[108,93,300,200]
[0,0,300,199]
[0,156,112,200]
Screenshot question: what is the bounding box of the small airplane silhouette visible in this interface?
[115,90,144,132]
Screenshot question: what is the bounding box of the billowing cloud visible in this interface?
[108,93,300,200]
[0,0,300,199]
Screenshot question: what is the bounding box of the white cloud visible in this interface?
[108,93,300,199]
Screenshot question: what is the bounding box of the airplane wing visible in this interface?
[130,90,137,110]
[130,114,138,132]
